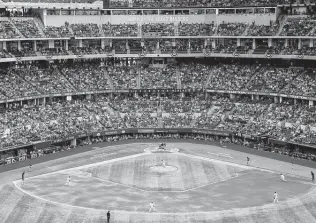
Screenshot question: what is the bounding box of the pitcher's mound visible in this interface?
[150,165,178,173]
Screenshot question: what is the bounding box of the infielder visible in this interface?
[273,192,279,203]
[280,174,286,182]
[161,160,166,168]
[65,176,71,186]
[149,202,155,212]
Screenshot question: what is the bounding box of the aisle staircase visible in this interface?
[106,105,117,116]
[309,26,316,36]
[242,24,251,36]
[207,104,220,116]
[214,24,219,36]
[104,71,115,90]
[204,72,212,89]
[136,67,141,89]
[99,24,105,37]
[176,66,181,89]
[7,18,24,38]
[15,69,43,94]
[136,74,141,89]
[276,15,288,36]
[137,24,142,37]
[33,17,46,37]
[243,67,265,90]
[157,117,164,128]
[58,68,79,91]
[190,117,198,127]
[107,101,122,119]
[174,23,179,36]
[55,68,78,91]
[68,25,75,36]
[278,68,304,93]
[0,90,7,98]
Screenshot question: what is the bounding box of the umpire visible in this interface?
[107,211,110,223]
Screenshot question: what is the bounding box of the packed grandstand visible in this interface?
[0,1,315,167]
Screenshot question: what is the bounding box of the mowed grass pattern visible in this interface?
[1,183,316,223]
[84,153,247,191]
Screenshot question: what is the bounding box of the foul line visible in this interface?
[178,153,258,171]
[18,153,147,181]
[180,152,315,180]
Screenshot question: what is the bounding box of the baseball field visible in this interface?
[0,141,316,223]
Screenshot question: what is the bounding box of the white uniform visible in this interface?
[280,174,286,182]
[149,202,155,212]
[273,192,279,203]
[65,176,71,186]
[162,160,166,168]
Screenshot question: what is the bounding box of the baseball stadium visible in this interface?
[1,0,316,222]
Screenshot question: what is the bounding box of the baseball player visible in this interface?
[22,171,25,185]
[149,202,155,212]
[273,192,279,203]
[247,157,250,166]
[161,160,166,168]
[280,174,286,182]
[65,176,71,186]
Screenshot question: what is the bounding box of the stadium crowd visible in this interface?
[0,59,316,150]
[0,18,309,40]
[2,17,316,58]
[0,0,303,7]
[281,17,316,36]
[217,22,248,36]
[0,61,315,99]
[1,92,316,153]
[247,21,279,36]
[108,0,300,8]
[178,22,215,36]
